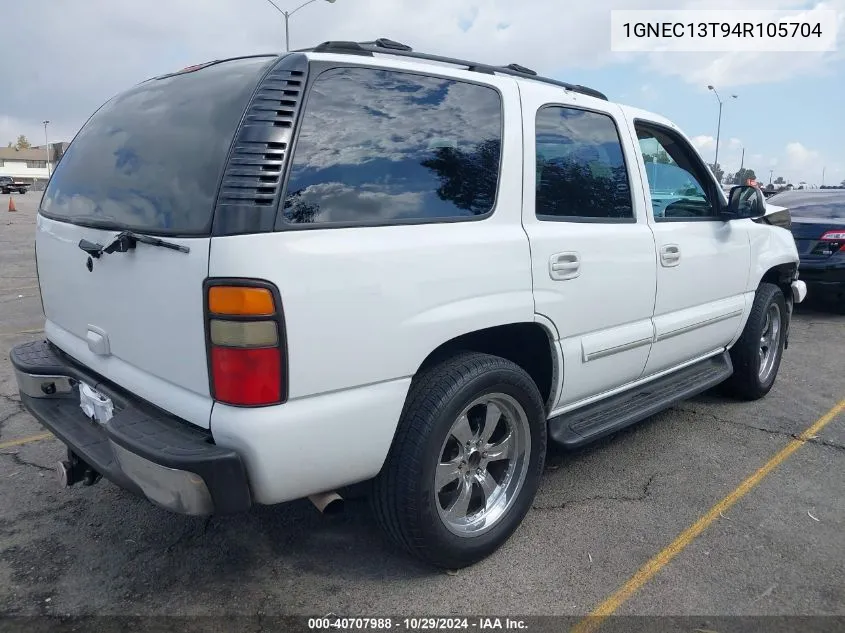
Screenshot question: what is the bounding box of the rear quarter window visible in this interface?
[40,56,276,236]
[282,67,503,226]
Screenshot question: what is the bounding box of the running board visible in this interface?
[548,352,733,448]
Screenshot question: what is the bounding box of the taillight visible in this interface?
[820,230,845,252]
[205,282,286,407]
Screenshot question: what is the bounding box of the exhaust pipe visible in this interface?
[308,491,344,515]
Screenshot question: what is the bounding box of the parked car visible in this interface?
[11,39,806,568]
[0,176,29,194]
[769,189,845,306]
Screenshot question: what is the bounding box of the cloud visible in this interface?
[1,0,646,143]
[2,0,842,197]
[786,141,820,165]
[741,142,835,185]
[638,83,660,103]
[691,135,716,151]
[8,0,841,144]
[777,141,832,184]
[643,0,845,88]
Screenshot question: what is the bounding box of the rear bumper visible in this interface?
[799,260,845,282]
[798,261,845,298]
[10,340,251,516]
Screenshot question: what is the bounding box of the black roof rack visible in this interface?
[301,39,608,101]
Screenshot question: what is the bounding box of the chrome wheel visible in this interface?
[435,393,531,537]
[758,303,782,383]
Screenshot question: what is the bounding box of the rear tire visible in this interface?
[371,352,546,569]
[723,283,787,401]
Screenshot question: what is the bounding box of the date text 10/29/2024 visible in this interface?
[308,618,528,631]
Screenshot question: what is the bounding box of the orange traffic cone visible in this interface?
[8,195,16,212]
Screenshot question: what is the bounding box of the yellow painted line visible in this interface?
[0,432,54,450]
[571,397,845,633]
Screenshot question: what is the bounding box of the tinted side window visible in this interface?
[282,67,502,225]
[535,106,633,221]
[635,123,718,220]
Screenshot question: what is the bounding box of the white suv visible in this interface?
[12,39,806,568]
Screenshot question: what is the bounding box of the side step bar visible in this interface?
[549,352,733,448]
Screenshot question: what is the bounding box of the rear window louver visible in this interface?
[212,54,309,236]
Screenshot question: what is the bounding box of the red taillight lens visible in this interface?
[205,281,286,407]
[211,347,281,406]
[820,230,845,252]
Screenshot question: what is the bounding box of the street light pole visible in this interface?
[707,86,737,173]
[261,0,337,52]
[42,120,51,178]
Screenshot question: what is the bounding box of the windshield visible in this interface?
[40,56,275,236]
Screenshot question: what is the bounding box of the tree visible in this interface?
[421,139,501,213]
[643,149,671,165]
[725,173,734,184]
[6,141,11,148]
[733,168,757,185]
[708,163,724,183]
[841,178,845,187]
[774,176,785,185]
[14,135,31,150]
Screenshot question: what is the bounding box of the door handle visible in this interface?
[550,252,581,280]
[659,244,681,267]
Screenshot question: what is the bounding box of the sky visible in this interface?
[1,0,843,186]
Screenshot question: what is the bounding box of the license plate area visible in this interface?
[79,382,114,425]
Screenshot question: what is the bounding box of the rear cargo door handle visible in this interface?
[549,252,581,280]
[659,244,681,267]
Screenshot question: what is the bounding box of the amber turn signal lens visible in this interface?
[208,286,275,316]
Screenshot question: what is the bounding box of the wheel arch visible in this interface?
[413,321,561,413]
[729,262,797,352]
[759,262,797,299]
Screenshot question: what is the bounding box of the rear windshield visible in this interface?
[767,191,845,220]
[40,56,275,236]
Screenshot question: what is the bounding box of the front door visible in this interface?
[521,92,657,409]
[630,119,751,376]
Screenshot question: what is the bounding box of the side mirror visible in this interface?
[724,185,765,219]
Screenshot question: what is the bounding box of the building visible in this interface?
[0,142,70,185]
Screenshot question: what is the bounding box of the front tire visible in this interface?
[724,283,787,400]
[371,352,546,569]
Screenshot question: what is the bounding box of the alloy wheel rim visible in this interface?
[434,393,531,537]
[758,303,782,383]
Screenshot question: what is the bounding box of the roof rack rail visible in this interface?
[303,39,608,101]
[502,63,537,76]
[361,38,413,52]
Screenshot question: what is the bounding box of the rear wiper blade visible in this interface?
[78,230,190,259]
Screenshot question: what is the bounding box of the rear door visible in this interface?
[519,88,658,408]
[35,56,276,428]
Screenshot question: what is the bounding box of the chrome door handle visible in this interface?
[659,244,681,267]
[550,252,581,280]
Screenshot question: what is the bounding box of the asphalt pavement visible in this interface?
[1,193,843,625]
